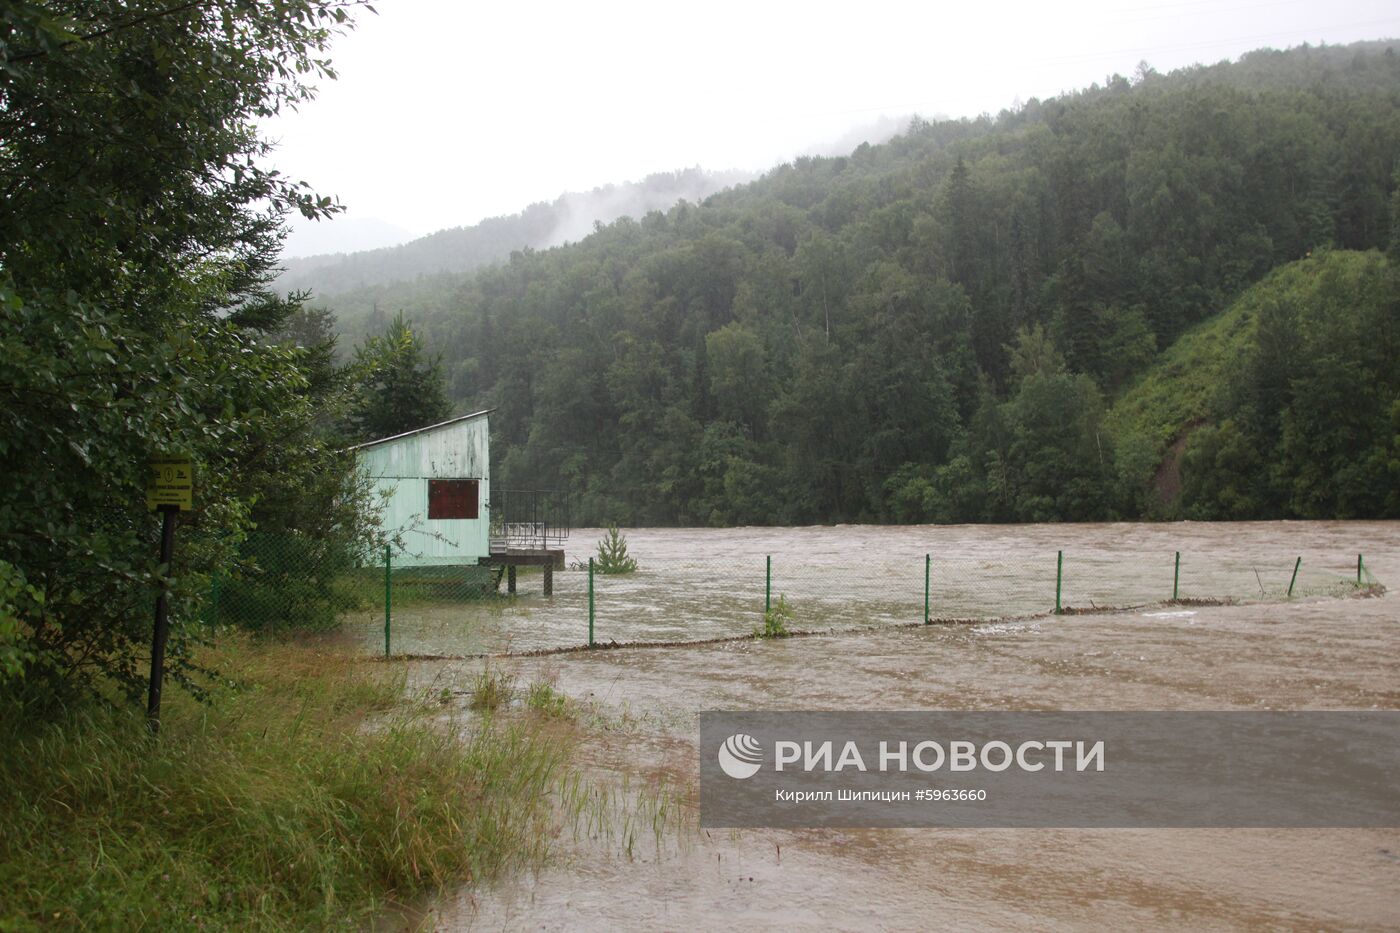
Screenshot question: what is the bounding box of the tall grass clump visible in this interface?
[525,681,572,720]
[468,664,516,711]
[0,637,572,930]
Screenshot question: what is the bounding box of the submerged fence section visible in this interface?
[202,538,1383,657]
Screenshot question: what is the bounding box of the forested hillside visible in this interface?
[1109,249,1399,520]
[345,42,1400,525]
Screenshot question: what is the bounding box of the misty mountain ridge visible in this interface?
[276,167,757,299]
[281,213,417,258]
[276,112,918,304]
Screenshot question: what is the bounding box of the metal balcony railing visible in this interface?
[488,489,571,550]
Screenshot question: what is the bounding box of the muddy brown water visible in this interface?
[353,521,1391,657]
[397,522,1400,931]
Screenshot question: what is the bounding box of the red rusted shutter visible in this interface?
[427,479,479,519]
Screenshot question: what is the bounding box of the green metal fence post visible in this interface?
[383,544,391,657]
[1173,551,1180,602]
[765,555,772,615]
[1358,554,1364,586]
[587,557,595,647]
[1055,550,1063,614]
[1287,556,1301,598]
[924,553,931,623]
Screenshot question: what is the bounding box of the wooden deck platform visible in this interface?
[482,547,566,595]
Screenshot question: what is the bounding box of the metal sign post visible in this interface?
[146,457,192,734]
[148,505,178,733]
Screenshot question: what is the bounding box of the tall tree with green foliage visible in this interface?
[0,0,375,706]
[344,312,452,441]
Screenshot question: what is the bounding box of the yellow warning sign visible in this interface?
[146,457,193,511]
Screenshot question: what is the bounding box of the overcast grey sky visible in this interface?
[266,0,1400,255]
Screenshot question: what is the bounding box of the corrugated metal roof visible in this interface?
[350,409,495,451]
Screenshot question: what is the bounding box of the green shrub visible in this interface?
[0,561,39,685]
[214,533,370,633]
[756,595,794,639]
[594,524,638,574]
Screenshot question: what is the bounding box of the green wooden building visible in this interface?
[353,410,493,567]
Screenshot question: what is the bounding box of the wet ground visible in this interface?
[398,522,1400,931]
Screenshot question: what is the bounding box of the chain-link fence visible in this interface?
[202,532,382,633]
[203,536,1383,657]
[928,548,1374,619]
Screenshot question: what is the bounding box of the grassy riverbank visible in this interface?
[0,638,572,930]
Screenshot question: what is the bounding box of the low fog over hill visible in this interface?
[276,167,755,299]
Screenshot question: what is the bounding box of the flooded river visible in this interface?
[353,521,1391,657]
[398,522,1399,930]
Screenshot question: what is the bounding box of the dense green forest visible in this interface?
[316,41,1400,526]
